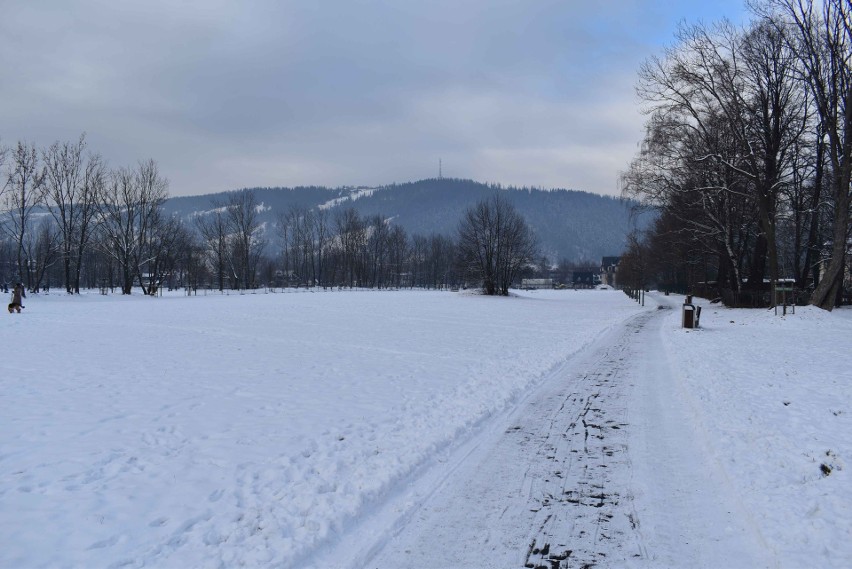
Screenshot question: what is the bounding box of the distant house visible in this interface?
[601,256,621,288]
[571,271,598,289]
[521,278,553,290]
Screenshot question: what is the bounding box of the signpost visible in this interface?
[773,281,795,316]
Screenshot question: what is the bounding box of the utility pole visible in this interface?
[439,158,442,179]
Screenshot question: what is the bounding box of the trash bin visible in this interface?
[682,303,696,328]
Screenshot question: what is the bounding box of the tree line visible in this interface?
[620,0,851,310]
[0,135,539,296]
[0,136,173,295]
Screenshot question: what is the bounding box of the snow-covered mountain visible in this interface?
[163,178,647,262]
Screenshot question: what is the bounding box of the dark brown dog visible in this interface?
[8,302,22,314]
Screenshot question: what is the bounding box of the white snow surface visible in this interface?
[2,289,640,567]
[658,297,852,567]
[2,289,851,568]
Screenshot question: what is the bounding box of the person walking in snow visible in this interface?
[8,283,25,314]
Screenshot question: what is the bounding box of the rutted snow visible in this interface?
[0,289,640,568]
[364,306,657,569]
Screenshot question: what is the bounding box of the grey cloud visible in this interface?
[0,0,748,196]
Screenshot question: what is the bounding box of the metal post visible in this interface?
[773,280,777,315]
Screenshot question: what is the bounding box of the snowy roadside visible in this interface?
[659,296,852,567]
[0,288,645,568]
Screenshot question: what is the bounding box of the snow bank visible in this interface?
[660,298,852,567]
[0,288,642,568]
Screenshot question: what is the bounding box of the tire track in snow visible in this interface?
[520,314,645,569]
[361,309,657,569]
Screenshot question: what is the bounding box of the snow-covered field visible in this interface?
[1,288,643,568]
[660,297,852,567]
[2,288,850,568]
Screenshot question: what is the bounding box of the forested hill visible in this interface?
[163,179,645,262]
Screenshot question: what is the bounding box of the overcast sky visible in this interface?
[1,0,749,197]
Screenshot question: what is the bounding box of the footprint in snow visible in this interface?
[88,535,119,550]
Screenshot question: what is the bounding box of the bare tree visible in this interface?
[366,214,389,288]
[225,189,265,289]
[312,208,331,287]
[622,11,845,306]
[458,194,538,295]
[387,225,409,288]
[196,203,230,291]
[141,211,186,294]
[277,206,332,288]
[3,141,47,288]
[281,205,317,287]
[740,20,810,289]
[618,230,651,293]
[0,140,8,200]
[176,232,207,292]
[42,134,105,293]
[0,236,14,288]
[757,0,852,309]
[631,20,807,293]
[25,218,61,292]
[409,233,428,288]
[335,208,366,288]
[96,160,169,294]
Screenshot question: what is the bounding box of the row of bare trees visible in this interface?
[275,206,412,289]
[0,135,181,294]
[1,137,539,295]
[621,0,851,309]
[270,194,537,294]
[194,190,267,292]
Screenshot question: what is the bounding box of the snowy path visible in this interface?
[627,298,776,568]
[336,298,775,569]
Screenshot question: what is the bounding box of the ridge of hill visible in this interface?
[163,178,645,262]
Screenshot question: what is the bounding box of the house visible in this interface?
[601,256,621,288]
[521,278,553,290]
[571,271,598,289]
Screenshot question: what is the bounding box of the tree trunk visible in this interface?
[747,232,769,291]
[810,180,850,309]
[800,137,824,288]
